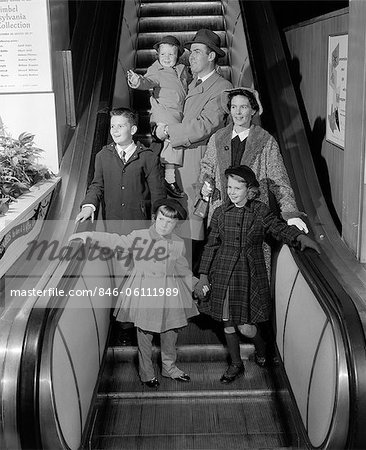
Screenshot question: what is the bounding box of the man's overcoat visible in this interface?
[168,71,232,240]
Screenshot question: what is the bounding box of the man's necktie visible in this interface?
[195,79,202,87]
[120,151,126,164]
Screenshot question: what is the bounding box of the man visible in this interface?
[155,29,233,266]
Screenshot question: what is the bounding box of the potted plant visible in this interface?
[0,131,53,216]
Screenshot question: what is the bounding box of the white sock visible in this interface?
[165,165,176,184]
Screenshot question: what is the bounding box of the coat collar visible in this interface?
[186,70,221,100]
[107,141,151,164]
[148,224,178,242]
[150,60,185,77]
[215,123,272,169]
[223,199,252,212]
[223,200,256,236]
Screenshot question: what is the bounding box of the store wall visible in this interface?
[285,8,349,228]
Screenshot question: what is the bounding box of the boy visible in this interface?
[127,35,189,198]
[70,199,198,387]
[76,107,166,345]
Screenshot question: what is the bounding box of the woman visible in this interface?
[198,87,308,368]
[199,87,307,232]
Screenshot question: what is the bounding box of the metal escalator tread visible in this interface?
[88,316,298,448]
[92,356,295,449]
[140,1,222,17]
[138,15,225,32]
[132,1,229,148]
[137,30,226,48]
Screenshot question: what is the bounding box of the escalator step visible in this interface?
[137,31,226,48]
[140,1,222,17]
[133,65,231,80]
[91,395,289,449]
[139,15,225,32]
[142,0,219,2]
[132,89,151,110]
[106,344,254,364]
[98,360,271,395]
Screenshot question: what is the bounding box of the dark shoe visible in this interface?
[115,328,136,346]
[164,180,185,198]
[143,377,160,388]
[220,363,244,384]
[173,373,191,382]
[254,353,267,368]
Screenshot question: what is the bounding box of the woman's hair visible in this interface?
[154,205,180,220]
[226,173,260,200]
[227,89,260,114]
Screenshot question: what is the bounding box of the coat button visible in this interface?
[122,169,126,173]
[121,186,125,190]
[122,203,125,207]
[236,237,239,240]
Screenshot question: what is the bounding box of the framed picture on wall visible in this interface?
[326,33,348,149]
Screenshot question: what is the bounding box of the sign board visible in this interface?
[0,0,52,92]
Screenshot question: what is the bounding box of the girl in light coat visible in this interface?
[70,199,199,388]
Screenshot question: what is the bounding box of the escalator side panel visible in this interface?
[275,246,348,448]
[39,255,114,450]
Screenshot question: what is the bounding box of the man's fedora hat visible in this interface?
[184,29,225,57]
[153,35,185,58]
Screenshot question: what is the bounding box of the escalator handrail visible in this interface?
[16,1,124,448]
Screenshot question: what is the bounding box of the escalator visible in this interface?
[88,1,305,448]
[1,1,366,449]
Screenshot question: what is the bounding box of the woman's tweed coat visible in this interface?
[199,123,303,224]
[199,200,301,324]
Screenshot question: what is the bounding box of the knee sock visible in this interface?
[224,330,242,366]
[258,321,276,357]
[252,327,267,358]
